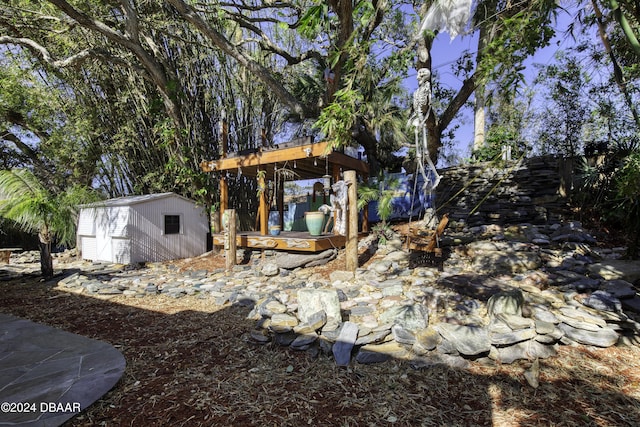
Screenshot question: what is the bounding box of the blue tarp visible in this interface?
[367,172,436,222]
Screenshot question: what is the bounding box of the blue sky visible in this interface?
[421,5,583,162]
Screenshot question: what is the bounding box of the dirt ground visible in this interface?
[2,250,640,426]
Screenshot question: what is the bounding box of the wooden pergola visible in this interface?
[200,137,370,252]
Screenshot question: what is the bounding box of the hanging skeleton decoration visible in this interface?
[408,68,441,193]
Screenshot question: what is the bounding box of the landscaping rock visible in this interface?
[297,288,341,330]
[558,323,619,347]
[332,322,359,366]
[436,323,491,356]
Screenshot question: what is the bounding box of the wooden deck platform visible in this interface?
[0,248,21,264]
[212,231,347,252]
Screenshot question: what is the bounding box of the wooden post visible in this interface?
[220,175,228,223]
[258,169,268,235]
[225,209,237,271]
[345,170,358,272]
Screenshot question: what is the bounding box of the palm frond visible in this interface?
[0,169,47,202]
[0,169,93,246]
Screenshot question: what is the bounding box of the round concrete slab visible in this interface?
[0,313,125,426]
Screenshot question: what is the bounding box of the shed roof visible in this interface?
[79,192,195,208]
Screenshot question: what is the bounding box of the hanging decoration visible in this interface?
[419,0,473,40]
[408,68,441,196]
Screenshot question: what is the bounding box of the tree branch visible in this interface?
[222,10,323,65]
[0,36,93,67]
[166,0,312,118]
[47,0,183,129]
[439,75,476,134]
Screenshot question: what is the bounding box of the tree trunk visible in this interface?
[592,0,640,128]
[473,0,497,154]
[39,238,53,279]
[473,86,486,152]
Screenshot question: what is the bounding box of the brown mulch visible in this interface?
[1,253,640,426]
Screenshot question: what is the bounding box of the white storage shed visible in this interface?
[77,193,209,264]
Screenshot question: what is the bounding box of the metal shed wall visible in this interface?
[128,196,208,263]
[78,193,207,264]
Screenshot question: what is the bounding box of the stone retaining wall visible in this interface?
[435,155,577,227]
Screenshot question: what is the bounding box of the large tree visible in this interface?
[1,0,562,182]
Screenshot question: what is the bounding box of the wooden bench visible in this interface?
[0,248,22,264]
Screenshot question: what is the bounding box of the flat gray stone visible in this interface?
[0,314,125,426]
[269,313,299,333]
[487,290,524,317]
[332,322,359,366]
[558,307,607,327]
[588,260,640,282]
[293,311,327,335]
[261,263,280,277]
[493,313,534,330]
[472,251,542,274]
[355,329,390,346]
[601,280,637,299]
[558,323,619,347]
[355,349,391,364]
[329,270,354,283]
[622,296,640,313]
[436,323,491,356]
[491,327,537,346]
[290,333,318,351]
[391,324,416,345]
[276,249,336,269]
[379,304,429,331]
[491,340,557,364]
[581,291,622,312]
[414,327,441,352]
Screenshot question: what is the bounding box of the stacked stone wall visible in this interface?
[435,155,576,226]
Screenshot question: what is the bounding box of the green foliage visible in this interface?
[370,222,395,245]
[0,167,100,277]
[474,124,531,164]
[315,87,363,148]
[577,149,640,258]
[0,60,99,188]
[0,169,101,248]
[0,0,564,216]
[613,151,640,257]
[297,3,329,40]
[357,174,400,226]
[358,178,397,245]
[536,52,590,157]
[476,0,557,86]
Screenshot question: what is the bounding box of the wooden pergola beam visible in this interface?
[200,140,369,178]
